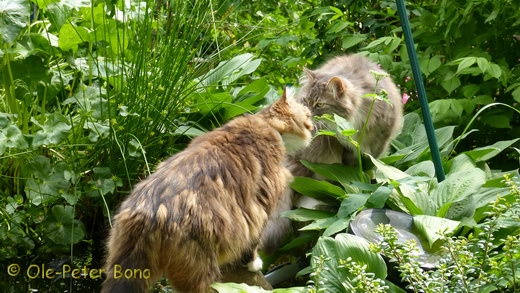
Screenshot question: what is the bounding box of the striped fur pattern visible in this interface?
[102,92,313,293]
[261,54,403,253]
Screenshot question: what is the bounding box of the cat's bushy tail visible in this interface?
[101,213,156,293]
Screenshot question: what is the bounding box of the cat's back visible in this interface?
[315,54,385,91]
[120,115,284,214]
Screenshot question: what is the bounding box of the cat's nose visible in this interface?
[304,120,313,131]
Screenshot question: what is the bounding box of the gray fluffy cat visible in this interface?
[261,54,403,253]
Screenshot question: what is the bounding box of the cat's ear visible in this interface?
[303,68,316,81]
[280,88,289,104]
[326,76,347,99]
[270,88,289,115]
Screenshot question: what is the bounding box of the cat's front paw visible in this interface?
[247,256,263,272]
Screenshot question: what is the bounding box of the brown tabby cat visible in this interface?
[298,54,402,166]
[261,54,403,253]
[101,90,313,293]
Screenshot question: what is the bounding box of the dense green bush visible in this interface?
[0,0,518,292]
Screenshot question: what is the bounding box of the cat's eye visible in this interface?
[315,102,324,108]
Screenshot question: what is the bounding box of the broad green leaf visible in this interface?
[24,159,72,206]
[0,0,30,44]
[300,161,363,189]
[32,112,72,147]
[447,153,476,174]
[431,168,486,217]
[327,21,349,34]
[441,77,461,94]
[300,216,338,231]
[462,84,480,98]
[487,63,502,79]
[340,129,358,136]
[192,92,233,114]
[323,218,351,237]
[445,194,476,220]
[369,155,408,181]
[366,185,392,208]
[512,86,520,103]
[414,215,460,248]
[405,161,435,178]
[480,114,511,128]
[58,23,90,52]
[456,57,476,74]
[281,208,334,222]
[86,167,122,197]
[310,234,387,292]
[279,231,319,252]
[476,57,490,73]
[94,19,129,55]
[173,125,206,137]
[33,0,59,9]
[428,55,442,74]
[44,206,85,245]
[337,193,369,218]
[56,0,91,10]
[394,183,434,215]
[341,34,367,49]
[0,124,29,154]
[290,176,346,201]
[463,138,520,162]
[197,53,261,87]
[213,282,304,293]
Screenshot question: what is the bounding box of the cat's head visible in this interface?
[261,89,313,155]
[299,68,361,121]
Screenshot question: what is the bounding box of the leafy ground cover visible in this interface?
[0,0,518,292]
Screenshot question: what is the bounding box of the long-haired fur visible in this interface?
[261,54,403,253]
[102,91,313,293]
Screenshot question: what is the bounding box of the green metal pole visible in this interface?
[395,0,445,182]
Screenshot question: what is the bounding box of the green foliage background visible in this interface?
[0,0,518,291]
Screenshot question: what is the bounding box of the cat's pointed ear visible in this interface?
[326,76,347,98]
[280,88,289,104]
[303,68,316,81]
[270,88,289,115]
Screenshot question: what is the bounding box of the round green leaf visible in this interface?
[0,0,30,44]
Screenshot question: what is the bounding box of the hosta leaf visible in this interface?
[323,218,351,237]
[431,168,486,218]
[414,215,460,247]
[463,138,520,162]
[300,160,364,190]
[213,282,304,293]
[290,176,346,201]
[369,155,408,181]
[310,234,387,292]
[337,193,369,218]
[366,185,392,208]
[299,216,338,231]
[173,125,206,137]
[0,0,30,44]
[197,53,261,87]
[447,154,476,176]
[281,208,334,222]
